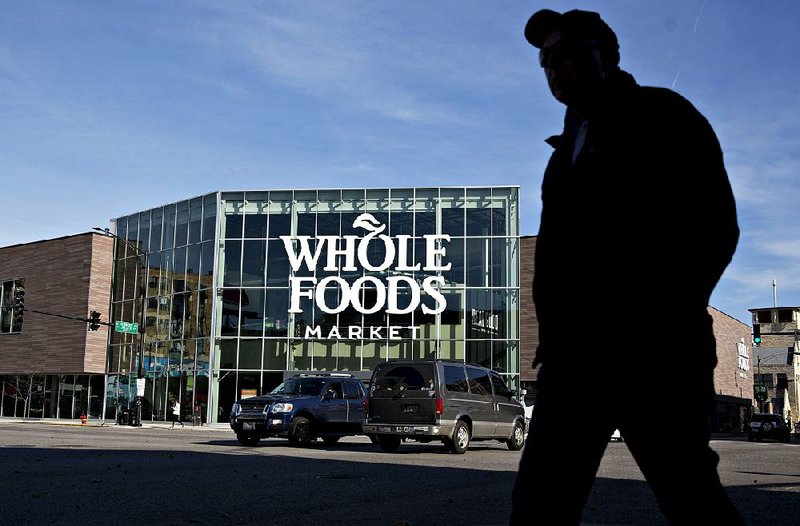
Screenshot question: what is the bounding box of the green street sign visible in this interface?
[115,321,139,334]
[754,385,768,401]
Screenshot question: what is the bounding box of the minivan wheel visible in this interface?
[288,416,314,446]
[507,421,525,451]
[377,435,401,452]
[447,420,470,454]
[237,433,260,446]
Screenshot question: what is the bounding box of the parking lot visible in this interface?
[1,421,798,525]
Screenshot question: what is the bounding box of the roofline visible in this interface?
[748,306,800,312]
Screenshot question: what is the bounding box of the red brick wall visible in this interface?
[520,236,539,382]
[0,233,113,374]
[709,306,754,401]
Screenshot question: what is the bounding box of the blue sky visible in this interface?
[1,1,798,325]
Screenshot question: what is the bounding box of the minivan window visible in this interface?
[443,364,468,393]
[490,372,512,398]
[466,367,492,396]
[373,364,434,393]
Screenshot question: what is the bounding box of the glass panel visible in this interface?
[202,193,217,242]
[223,200,244,239]
[150,209,163,252]
[441,237,464,285]
[336,340,361,371]
[176,201,189,247]
[244,198,268,238]
[241,240,266,287]
[466,342,492,369]
[163,205,176,249]
[439,340,465,361]
[414,339,437,361]
[264,289,289,337]
[390,211,413,236]
[239,288,265,337]
[264,340,288,370]
[199,241,215,284]
[466,288,493,339]
[216,339,237,369]
[215,370,237,422]
[415,211,435,237]
[466,238,490,287]
[266,240,290,287]
[138,212,151,254]
[218,289,242,336]
[362,341,386,372]
[189,197,203,244]
[290,340,311,371]
[238,339,263,369]
[268,214,291,238]
[317,210,340,236]
[222,240,242,287]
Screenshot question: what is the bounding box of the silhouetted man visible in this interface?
[511,9,743,525]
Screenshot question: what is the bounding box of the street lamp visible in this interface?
[93,226,149,426]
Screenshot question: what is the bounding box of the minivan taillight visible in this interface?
[364,397,369,413]
[435,397,443,415]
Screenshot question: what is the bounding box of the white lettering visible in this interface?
[386,276,419,314]
[358,234,396,271]
[395,235,420,271]
[288,277,317,313]
[421,276,446,315]
[424,235,452,271]
[316,276,349,314]
[281,236,324,272]
[283,213,453,339]
[304,325,322,338]
[350,276,386,314]
[324,236,358,272]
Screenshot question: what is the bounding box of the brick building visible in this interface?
[0,232,113,419]
[748,306,799,424]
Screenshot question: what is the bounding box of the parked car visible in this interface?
[362,360,526,454]
[748,413,791,443]
[229,373,366,446]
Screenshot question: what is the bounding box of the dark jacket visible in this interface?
[532,70,738,366]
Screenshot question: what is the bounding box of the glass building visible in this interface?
[107,187,520,424]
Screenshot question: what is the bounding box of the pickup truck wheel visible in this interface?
[507,421,525,451]
[447,420,470,454]
[322,436,340,445]
[377,435,401,452]
[288,416,314,446]
[237,433,260,446]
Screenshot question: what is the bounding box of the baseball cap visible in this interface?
[524,9,619,63]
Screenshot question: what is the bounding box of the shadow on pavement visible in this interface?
[1,446,797,525]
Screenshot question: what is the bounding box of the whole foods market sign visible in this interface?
[281,213,449,340]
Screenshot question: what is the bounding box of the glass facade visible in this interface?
[107,187,519,424]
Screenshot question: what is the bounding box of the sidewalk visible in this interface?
[0,416,231,431]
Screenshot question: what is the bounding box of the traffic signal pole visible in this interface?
[94,227,149,427]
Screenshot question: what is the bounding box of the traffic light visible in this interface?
[88,310,101,331]
[752,324,761,347]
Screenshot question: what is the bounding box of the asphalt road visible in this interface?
[1,421,798,525]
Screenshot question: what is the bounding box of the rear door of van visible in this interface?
[368,362,437,425]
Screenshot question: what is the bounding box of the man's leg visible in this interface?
[620,368,743,525]
[511,365,613,525]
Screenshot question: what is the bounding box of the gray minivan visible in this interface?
[363,360,526,454]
